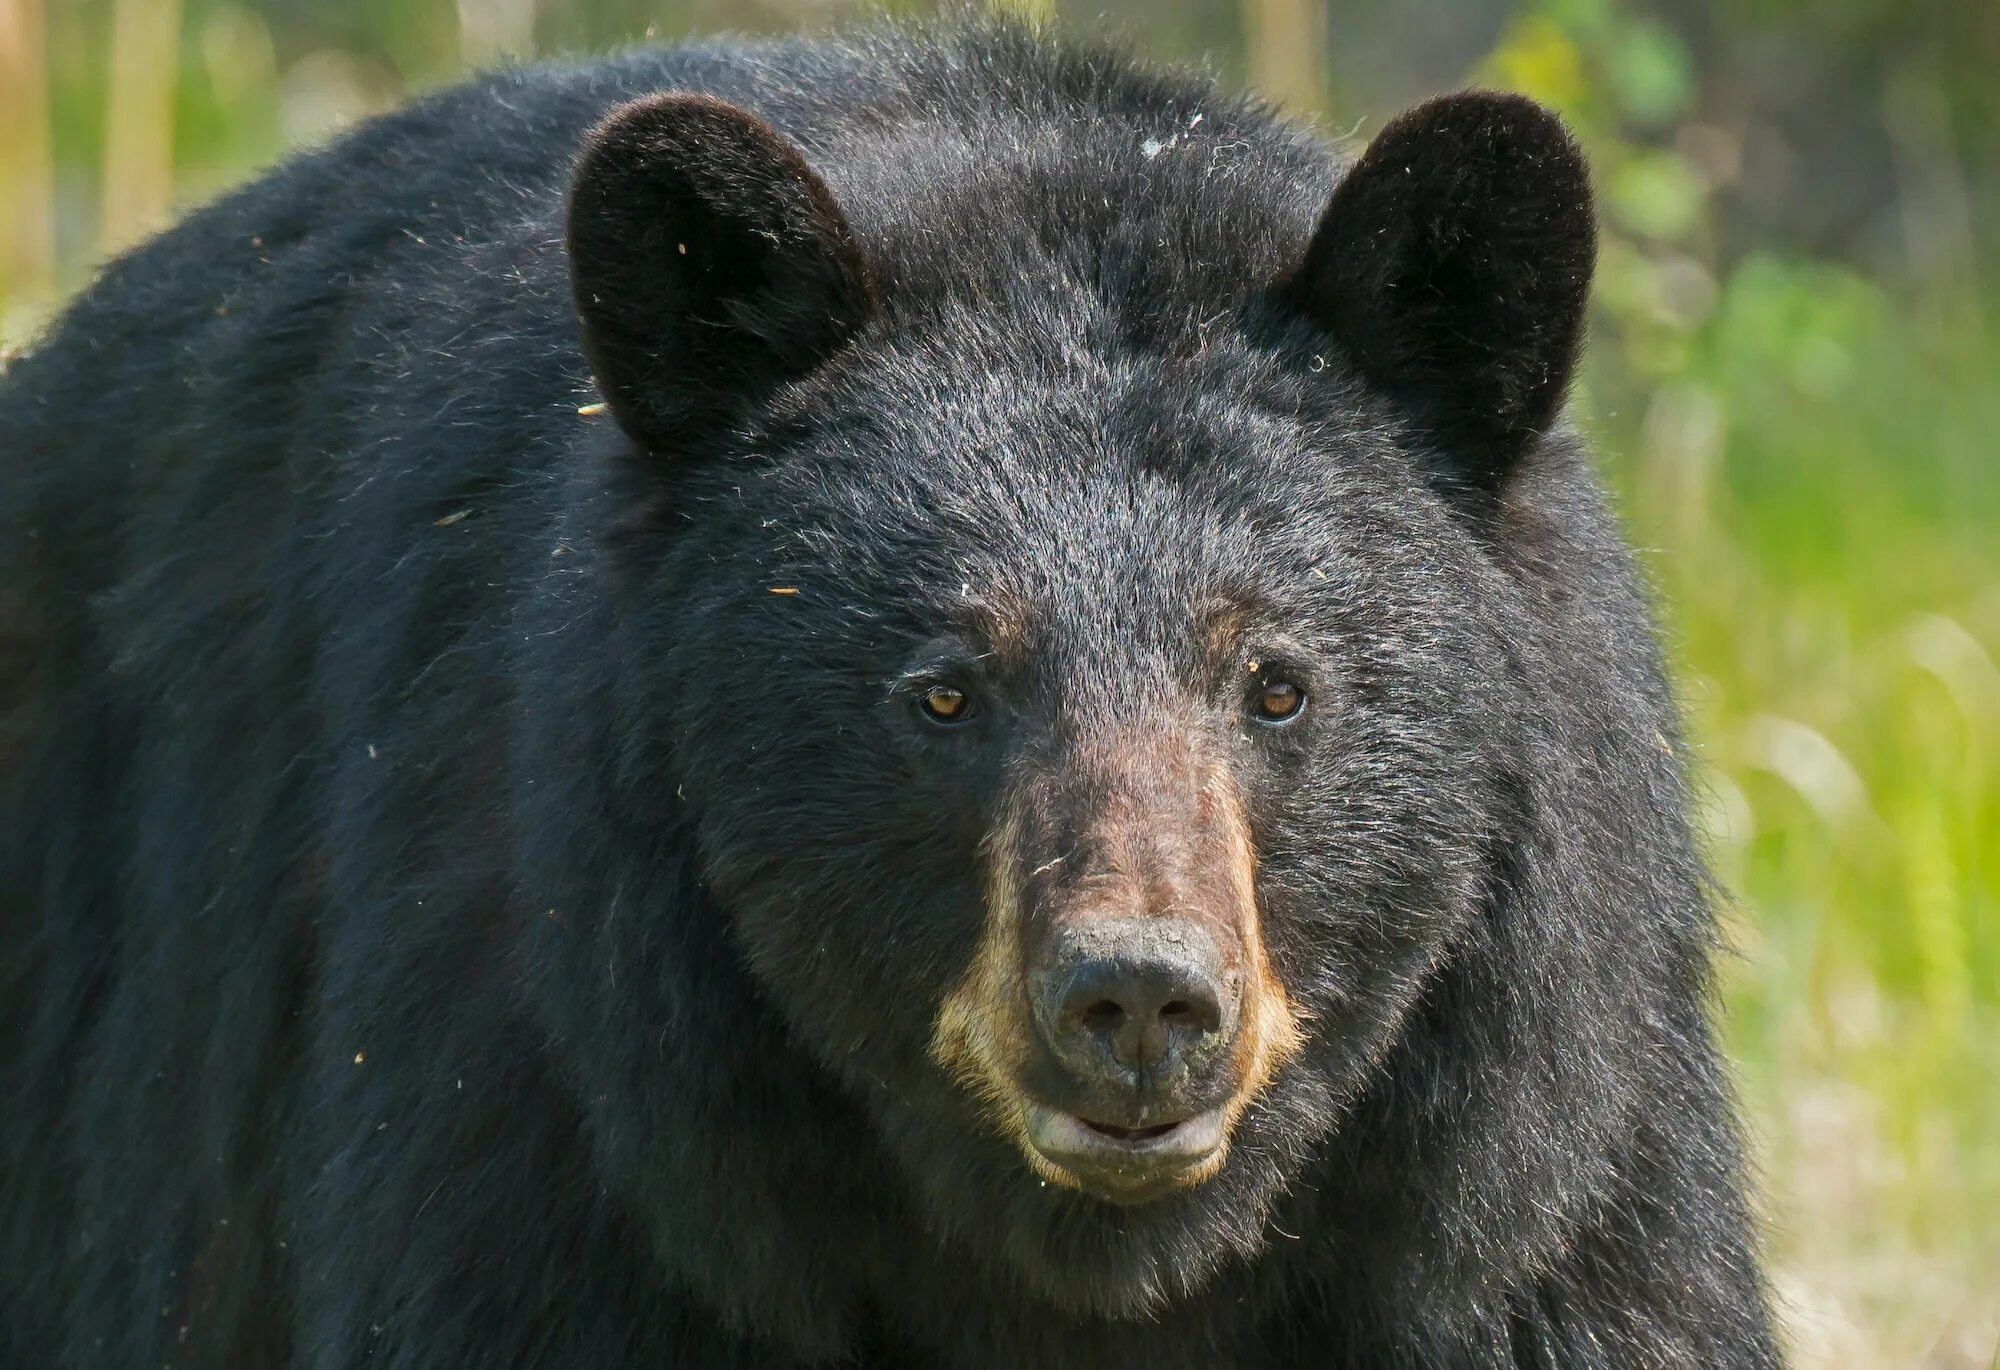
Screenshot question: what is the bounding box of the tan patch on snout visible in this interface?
[1207,772,1306,1145]
[931,750,1306,1196]
[931,797,1090,1190]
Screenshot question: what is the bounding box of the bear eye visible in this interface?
[1253,680,1306,725]
[918,684,972,725]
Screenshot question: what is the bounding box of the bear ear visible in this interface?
[567,93,875,453]
[1278,91,1596,496]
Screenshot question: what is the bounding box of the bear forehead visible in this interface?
[765,346,1411,566]
[719,425,1446,682]
[713,344,1446,640]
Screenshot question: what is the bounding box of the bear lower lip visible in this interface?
[1024,1104,1228,1200]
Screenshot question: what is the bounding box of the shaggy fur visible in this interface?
[0,18,1779,1367]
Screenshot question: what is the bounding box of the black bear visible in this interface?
[0,17,1781,1368]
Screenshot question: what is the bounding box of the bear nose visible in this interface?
[1032,911,1238,1084]
[1056,952,1226,1073]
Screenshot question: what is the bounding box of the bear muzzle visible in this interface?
[1017,917,1242,1201]
[931,729,1302,1204]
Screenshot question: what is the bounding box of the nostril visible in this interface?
[1080,999,1126,1030]
[1159,988,1223,1035]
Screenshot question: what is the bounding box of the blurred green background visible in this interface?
[2,0,1994,1362]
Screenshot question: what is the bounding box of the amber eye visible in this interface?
[919,684,971,725]
[1254,680,1306,724]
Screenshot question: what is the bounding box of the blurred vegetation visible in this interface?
[1,0,1994,1364]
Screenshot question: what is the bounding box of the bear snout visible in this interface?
[932,727,1302,1202]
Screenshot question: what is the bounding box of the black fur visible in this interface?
[569,93,876,451]
[0,19,1779,1368]
[1280,90,1596,495]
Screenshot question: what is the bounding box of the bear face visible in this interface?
[649,343,1516,1315]
[568,90,1595,1317]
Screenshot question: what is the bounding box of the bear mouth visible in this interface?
[1023,1104,1229,1203]
[1081,1119,1183,1142]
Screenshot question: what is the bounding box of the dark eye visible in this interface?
[1253,680,1306,725]
[919,684,972,725]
